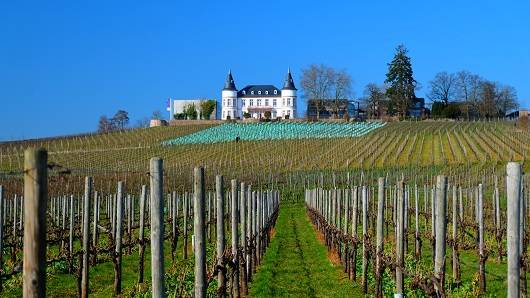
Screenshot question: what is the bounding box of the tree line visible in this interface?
[300,44,519,120]
[427,71,517,119]
[98,110,130,133]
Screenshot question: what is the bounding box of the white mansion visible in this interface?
[221,70,297,120]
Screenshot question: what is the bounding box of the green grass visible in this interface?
[250,202,363,297]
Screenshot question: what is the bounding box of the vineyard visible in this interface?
[0,120,530,297]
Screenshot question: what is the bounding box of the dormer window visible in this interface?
[242,91,246,95]
[258,90,261,95]
[274,90,278,95]
[251,91,254,95]
[265,91,269,95]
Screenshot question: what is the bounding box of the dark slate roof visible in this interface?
[237,85,281,97]
[223,70,237,91]
[282,69,297,90]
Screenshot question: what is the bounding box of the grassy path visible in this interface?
[249,202,362,297]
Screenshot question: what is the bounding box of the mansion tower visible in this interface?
[221,70,297,120]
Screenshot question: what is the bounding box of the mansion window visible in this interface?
[265,99,269,106]
[287,98,291,106]
[233,99,236,106]
[274,90,278,95]
[273,99,277,107]
[250,99,254,106]
[257,99,262,106]
[282,98,286,106]
[242,99,245,106]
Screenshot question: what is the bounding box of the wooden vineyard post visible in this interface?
[216,176,226,297]
[495,179,502,263]
[81,177,93,298]
[361,186,368,294]
[231,179,240,298]
[246,185,252,282]
[415,185,421,259]
[395,180,405,297]
[375,177,385,298]
[114,181,124,295]
[92,191,99,265]
[256,191,262,267]
[452,185,460,284]
[194,167,207,298]
[240,182,248,295]
[251,190,257,274]
[434,175,447,296]
[343,188,350,272]
[478,183,486,293]
[183,193,189,259]
[138,185,147,284]
[0,185,3,293]
[150,157,165,298]
[23,148,48,298]
[171,191,178,263]
[507,162,521,298]
[68,195,74,273]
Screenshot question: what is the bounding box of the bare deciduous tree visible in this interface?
[428,72,456,106]
[496,84,518,116]
[330,70,353,118]
[300,64,335,119]
[363,83,387,119]
[455,71,482,118]
[98,116,114,133]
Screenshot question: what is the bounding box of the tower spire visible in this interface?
[282,68,297,90]
[223,69,237,91]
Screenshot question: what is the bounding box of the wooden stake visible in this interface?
[22,148,48,298]
[194,167,206,298]
[81,177,92,298]
[150,157,165,297]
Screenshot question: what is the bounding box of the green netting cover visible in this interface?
[163,122,386,145]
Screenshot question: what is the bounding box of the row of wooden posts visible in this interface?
[305,162,525,298]
[7,148,280,297]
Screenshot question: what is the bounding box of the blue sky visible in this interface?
[1,1,529,140]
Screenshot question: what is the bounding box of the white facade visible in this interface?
[221,70,297,120]
[167,98,217,120]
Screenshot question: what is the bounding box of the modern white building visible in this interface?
[167,98,217,120]
[221,69,297,120]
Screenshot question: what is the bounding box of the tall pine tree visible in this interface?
[385,44,417,117]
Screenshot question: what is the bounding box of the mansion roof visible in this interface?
[238,85,281,98]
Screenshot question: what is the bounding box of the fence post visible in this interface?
[395,180,405,297]
[23,148,48,298]
[434,175,447,296]
[246,185,253,282]
[194,167,206,298]
[114,181,124,295]
[231,179,240,297]
[240,181,248,295]
[478,183,486,293]
[0,185,3,293]
[452,184,460,283]
[150,157,165,298]
[138,185,147,284]
[216,176,226,297]
[81,176,93,298]
[375,177,385,298]
[183,192,189,259]
[507,162,521,298]
[361,186,368,294]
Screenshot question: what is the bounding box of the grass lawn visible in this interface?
[249,202,363,297]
